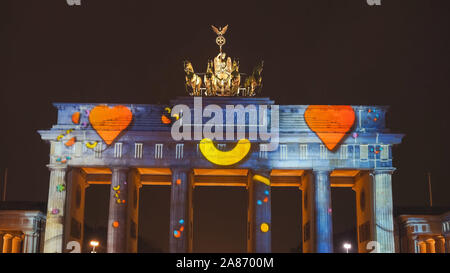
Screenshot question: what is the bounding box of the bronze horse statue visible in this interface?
[204,60,215,96]
[244,60,263,96]
[230,58,241,96]
[183,60,202,96]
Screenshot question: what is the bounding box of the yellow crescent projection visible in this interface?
[199,138,251,166]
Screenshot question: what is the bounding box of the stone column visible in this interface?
[418,240,427,253]
[435,236,445,253]
[23,232,38,253]
[248,170,271,253]
[169,167,193,253]
[43,165,68,253]
[313,169,333,253]
[106,167,129,253]
[169,168,192,253]
[372,169,395,253]
[12,236,23,253]
[3,234,13,253]
[425,238,436,253]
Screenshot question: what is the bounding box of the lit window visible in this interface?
[280,144,288,160]
[135,143,143,159]
[155,144,163,159]
[114,143,123,158]
[320,144,328,160]
[74,142,82,157]
[176,143,184,159]
[380,144,389,161]
[340,145,348,160]
[94,142,102,158]
[259,144,268,159]
[217,144,227,151]
[360,144,368,160]
[300,144,308,160]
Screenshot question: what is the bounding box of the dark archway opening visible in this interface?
[193,186,247,253]
[331,187,358,253]
[138,185,170,253]
[271,187,302,253]
[83,184,109,253]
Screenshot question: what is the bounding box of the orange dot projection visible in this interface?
[89,105,133,145]
[304,105,355,151]
[161,115,171,124]
[71,112,80,124]
[64,137,76,147]
[176,179,181,185]
[113,221,119,228]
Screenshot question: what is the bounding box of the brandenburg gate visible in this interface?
[37,26,404,253]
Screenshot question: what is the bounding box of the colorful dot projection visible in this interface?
[260,223,269,233]
[113,184,126,204]
[174,219,185,239]
[56,184,66,192]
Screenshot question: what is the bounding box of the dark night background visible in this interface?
[0,0,449,252]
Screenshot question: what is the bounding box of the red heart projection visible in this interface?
[89,105,133,145]
[304,105,355,151]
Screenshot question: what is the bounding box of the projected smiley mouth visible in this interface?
[199,138,251,166]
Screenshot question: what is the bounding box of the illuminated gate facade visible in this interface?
[38,97,403,253]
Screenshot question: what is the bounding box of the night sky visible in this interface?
[1,0,449,252]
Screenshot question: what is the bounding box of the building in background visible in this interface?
[395,207,450,253]
[0,202,46,253]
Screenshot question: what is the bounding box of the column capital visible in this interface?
[312,168,332,174]
[170,166,192,173]
[23,231,36,236]
[250,168,271,175]
[46,164,68,171]
[372,168,396,175]
[109,166,130,172]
